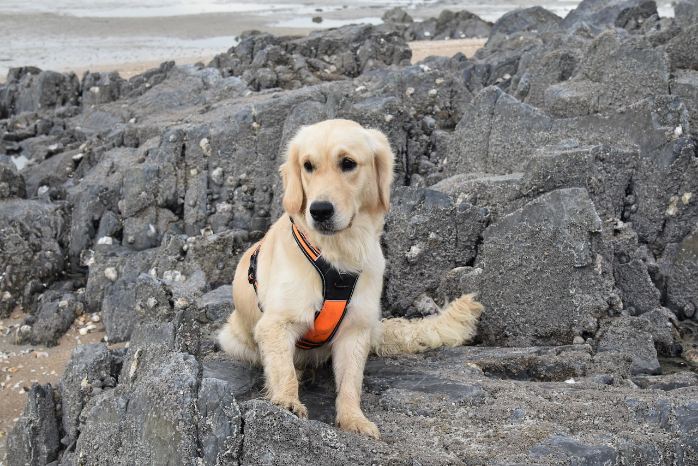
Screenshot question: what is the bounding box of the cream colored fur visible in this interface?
[218,119,482,439]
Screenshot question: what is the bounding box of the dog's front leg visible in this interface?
[254,315,308,419]
[332,327,379,439]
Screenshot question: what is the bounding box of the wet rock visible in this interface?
[596,316,661,375]
[477,188,615,346]
[6,383,61,466]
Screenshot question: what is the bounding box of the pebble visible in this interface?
[573,336,585,345]
[104,268,118,281]
[683,349,698,367]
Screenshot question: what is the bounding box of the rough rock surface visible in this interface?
[4,0,698,463]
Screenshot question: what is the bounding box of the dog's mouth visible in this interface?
[311,215,355,236]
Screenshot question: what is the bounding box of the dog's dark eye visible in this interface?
[341,157,357,172]
[304,161,313,172]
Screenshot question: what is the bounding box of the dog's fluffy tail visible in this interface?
[373,294,483,356]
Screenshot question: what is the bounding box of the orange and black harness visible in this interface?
[248,217,360,350]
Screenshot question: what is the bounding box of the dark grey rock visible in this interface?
[197,377,243,465]
[663,230,698,316]
[29,292,77,347]
[81,71,129,106]
[74,314,201,464]
[596,315,661,375]
[0,69,79,117]
[239,400,380,465]
[56,343,113,446]
[665,24,698,71]
[488,6,561,42]
[383,186,489,315]
[545,32,669,117]
[675,1,698,27]
[477,188,615,346]
[530,434,617,464]
[0,155,26,198]
[0,199,67,317]
[6,383,61,466]
[671,71,698,135]
[382,7,413,24]
[198,284,233,323]
[562,0,658,30]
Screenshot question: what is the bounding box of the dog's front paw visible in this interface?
[271,396,308,419]
[337,414,380,439]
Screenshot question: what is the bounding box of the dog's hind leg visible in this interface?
[218,312,261,365]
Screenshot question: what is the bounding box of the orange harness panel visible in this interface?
[248,218,360,350]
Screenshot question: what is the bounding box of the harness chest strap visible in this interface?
[247,218,361,350]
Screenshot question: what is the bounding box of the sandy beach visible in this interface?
[0,0,594,82]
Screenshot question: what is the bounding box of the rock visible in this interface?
[596,316,661,375]
[382,187,489,315]
[663,231,698,316]
[240,399,380,464]
[29,292,77,347]
[562,0,658,30]
[530,435,617,464]
[671,71,698,135]
[0,69,80,117]
[197,284,234,323]
[81,71,129,106]
[665,24,698,71]
[545,32,669,117]
[197,377,243,465]
[0,199,67,317]
[382,7,413,24]
[487,6,561,42]
[5,383,61,466]
[0,155,26,198]
[74,313,201,464]
[477,188,615,346]
[56,343,114,446]
[675,1,698,27]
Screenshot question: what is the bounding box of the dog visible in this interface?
[218,119,482,439]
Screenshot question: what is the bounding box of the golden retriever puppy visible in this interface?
[218,119,482,439]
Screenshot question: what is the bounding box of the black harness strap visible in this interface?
[247,217,361,349]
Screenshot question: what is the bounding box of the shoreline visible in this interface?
[0,39,487,85]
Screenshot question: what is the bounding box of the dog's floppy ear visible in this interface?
[280,130,305,215]
[366,129,395,213]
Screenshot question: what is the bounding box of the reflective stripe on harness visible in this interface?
[247,217,361,350]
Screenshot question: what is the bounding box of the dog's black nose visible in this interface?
[309,201,334,222]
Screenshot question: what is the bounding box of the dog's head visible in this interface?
[280,119,394,235]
